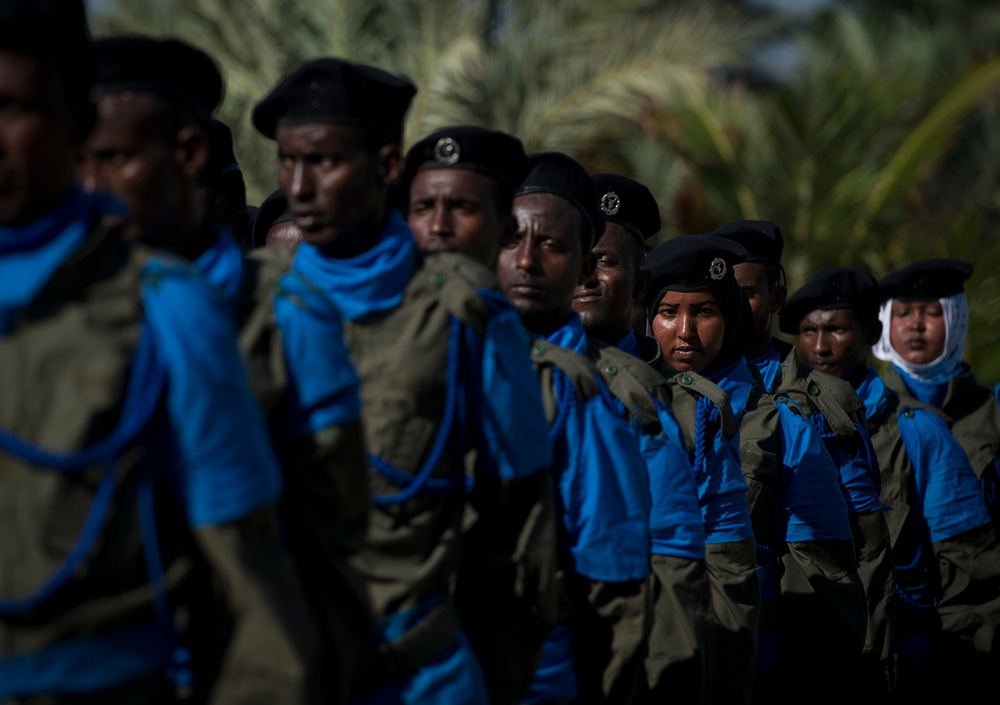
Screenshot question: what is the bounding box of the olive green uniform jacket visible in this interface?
[762,342,895,695]
[587,339,711,705]
[0,224,320,705]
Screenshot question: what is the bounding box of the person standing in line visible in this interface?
[0,3,322,702]
[252,58,558,705]
[868,260,1000,703]
[644,235,866,704]
[714,220,895,701]
[572,173,715,705]
[79,36,375,702]
[498,153,653,705]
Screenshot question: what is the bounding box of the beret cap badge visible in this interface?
[600,191,621,216]
[433,137,460,165]
[709,257,727,280]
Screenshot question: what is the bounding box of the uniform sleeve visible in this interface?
[272,274,372,701]
[567,574,650,705]
[560,383,651,582]
[898,408,991,542]
[899,409,1000,658]
[772,401,866,699]
[273,273,362,437]
[139,261,322,704]
[455,298,559,704]
[643,402,705,560]
[473,290,554,480]
[140,260,281,527]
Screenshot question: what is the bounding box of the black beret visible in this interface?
[251,189,292,247]
[879,258,973,303]
[643,234,748,301]
[591,173,660,244]
[91,36,222,126]
[644,234,755,371]
[252,58,416,140]
[200,119,241,186]
[711,220,783,264]
[778,267,880,334]
[399,125,529,197]
[515,152,604,248]
[0,0,92,99]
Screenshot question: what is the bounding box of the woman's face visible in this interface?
[651,289,725,373]
[889,298,947,365]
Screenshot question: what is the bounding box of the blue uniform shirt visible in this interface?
[616,333,705,561]
[857,368,989,543]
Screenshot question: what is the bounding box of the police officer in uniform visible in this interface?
[781,267,1000,703]
[0,2,321,702]
[80,39,375,702]
[642,236,760,704]
[714,221,894,700]
[498,153,653,705]
[252,58,557,705]
[645,235,867,704]
[572,174,713,704]
[869,260,1000,702]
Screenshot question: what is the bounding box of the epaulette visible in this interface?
[668,368,738,439]
[587,340,667,435]
[800,367,867,437]
[405,252,497,335]
[529,339,601,403]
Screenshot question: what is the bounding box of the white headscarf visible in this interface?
[872,292,968,382]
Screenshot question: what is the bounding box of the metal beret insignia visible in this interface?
[600,191,620,216]
[709,257,727,280]
[433,137,460,165]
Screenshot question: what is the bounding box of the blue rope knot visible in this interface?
[693,395,720,478]
[0,329,167,617]
[368,315,466,507]
[810,412,837,440]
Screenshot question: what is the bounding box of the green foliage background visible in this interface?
[90,0,1000,381]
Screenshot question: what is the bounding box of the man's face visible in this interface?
[889,298,947,365]
[734,261,784,350]
[797,308,875,383]
[0,51,81,226]
[650,289,726,374]
[79,92,186,242]
[407,168,509,267]
[276,122,391,253]
[573,222,644,344]
[497,192,589,334]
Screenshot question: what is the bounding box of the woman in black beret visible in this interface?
[644,234,866,703]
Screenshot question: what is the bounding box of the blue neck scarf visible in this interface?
[194,228,245,309]
[0,189,126,334]
[291,209,416,321]
[616,330,642,359]
[546,313,589,355]
[896,365,949,408]
[748,341,783,393]
[706,357,755,424]
[855,367,888,422]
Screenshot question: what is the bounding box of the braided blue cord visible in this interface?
[0,330,167,616]
[0,330,163,473]
[368,315,464,507]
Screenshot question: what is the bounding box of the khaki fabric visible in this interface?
[772,347,895,671]
[870,373,1000,700]
[531,340,648,705]
[739,371,866,702]
[233,245,371,703]
[341,252,556,703]
[652,357,753,705]
[588,341,710,704]
[0,226,319,704]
